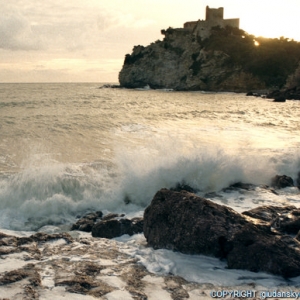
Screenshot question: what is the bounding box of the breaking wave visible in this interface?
[1,141,299,231]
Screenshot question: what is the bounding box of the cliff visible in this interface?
[119,27,300,92]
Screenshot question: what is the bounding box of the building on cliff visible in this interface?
[184,6,240,39]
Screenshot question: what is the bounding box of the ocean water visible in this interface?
[1,82,300,287]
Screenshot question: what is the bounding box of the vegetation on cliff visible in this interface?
[203,26,300,88]
[119,26,300,91]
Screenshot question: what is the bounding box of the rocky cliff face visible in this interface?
[119,28,265,92]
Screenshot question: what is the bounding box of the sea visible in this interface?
[1,82,300,289]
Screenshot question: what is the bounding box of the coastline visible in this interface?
[1,229,299,300]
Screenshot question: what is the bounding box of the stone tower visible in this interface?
[206,6,224,21]
[183,6,240,39]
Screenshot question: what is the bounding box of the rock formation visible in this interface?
[119,14,300,92]
[71,211,144,238]
[92,217,144,239]
[0,231,202,299]
[119,28,264,92]
[143,188,300,278]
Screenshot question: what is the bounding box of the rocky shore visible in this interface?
[144,189,300,278]
[1,174,300,298]
[267,86,300,102]
[69,174,300,279]
[0,231,211,300]
[2,229,296,300]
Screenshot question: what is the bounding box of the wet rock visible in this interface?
[267,86,300,101]
[227,225,300,278]
[0,264,41,287]
[223,182,255,192]
[243,205,300,234]
[144,189,300,277]
[271,175,294,188]
[92,217,144,238]
[0,230,203,299]
[273,96,286,102]
[17,232,74,245]
[121,264,148,290]
[56,275,114,297]
[164,276,189,300]
[71,211,103,232]
[243,205,296,222]
[143,188,248,257]
[0,269,29,285]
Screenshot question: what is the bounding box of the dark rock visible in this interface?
[273,96,286,102]
[71,211,103,232]
[143,188,248,257]
[71,211,129,233]
[223,182,255,192]
[0,269,29,285]
[71,220,94,232]
[243,205,296,222]
[92,217,144,239]
[144,189,300,278]
[227,225,300,278]
[0,264,41,287]
[271,175,294,188]
[243,205,300,234]
[56,275,114,297]
[246,91,254,96]
[17,232,74,245]
[267,89,281,99]
[267,86,300,101]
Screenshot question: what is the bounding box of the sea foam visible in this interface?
[1,139,299,231]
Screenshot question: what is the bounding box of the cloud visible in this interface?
[0,1,157,53]
[0,1,160,82]
[0,7,43,50]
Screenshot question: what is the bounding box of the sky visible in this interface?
[1,0,300,83]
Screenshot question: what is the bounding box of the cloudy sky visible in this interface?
[1,0,299,83]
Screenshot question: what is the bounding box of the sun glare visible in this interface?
[240,8,300,42]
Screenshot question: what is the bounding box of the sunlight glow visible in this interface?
[238,2,300,41]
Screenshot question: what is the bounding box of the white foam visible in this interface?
[99,276,127,289]
[0,255,33,273]
[40,265,55,289]
[142,275,172,300]
[0,144,299,232]
[39,286,96,300]
[115,234,295,288]
[1,88,300,235]
[0,284,24,299]
[104,290,134,300]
